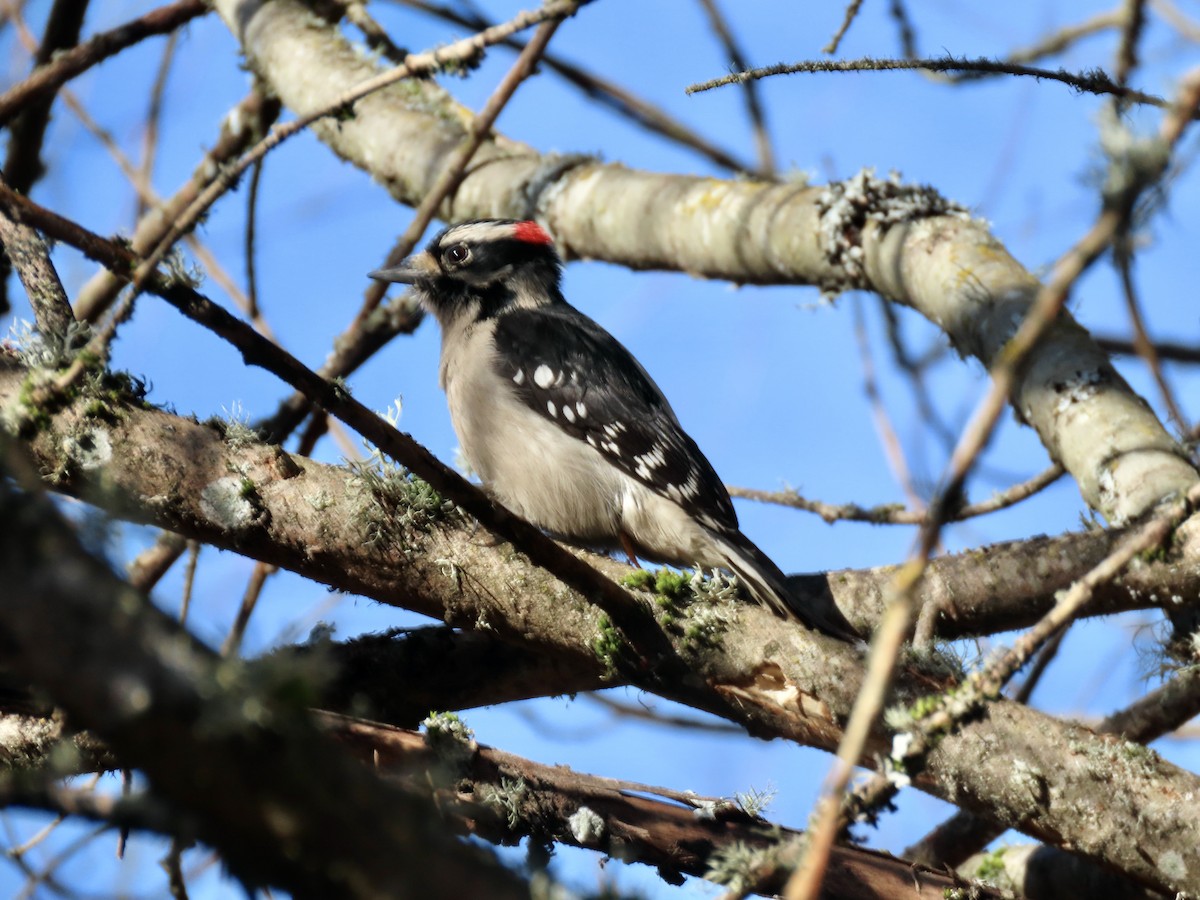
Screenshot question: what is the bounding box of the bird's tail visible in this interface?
[712,530,860,642]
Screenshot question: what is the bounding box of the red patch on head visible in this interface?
[512,221,553,245]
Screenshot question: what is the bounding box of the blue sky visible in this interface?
[3,0,1199,896]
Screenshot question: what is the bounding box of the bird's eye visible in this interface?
[445,244,471,266]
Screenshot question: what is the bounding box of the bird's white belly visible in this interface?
[447,382,719,568]
[448,376,625,543]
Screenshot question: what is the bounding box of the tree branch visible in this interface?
[0,442,535,899]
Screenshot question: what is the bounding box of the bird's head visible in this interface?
[369,219,564,324]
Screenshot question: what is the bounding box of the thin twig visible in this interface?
[163,839,190,900]
[853,297,924,512]
[1113,247,1188,429]
[586,693,741,734]
[126,531,188,593]
[245,160,264,321]
[1096,334,1200,364]
[343,0,407,64]
[887,0,917,58]
[1,0,88,186]
[1152,0,1200,42]
[179,541,199,625]
[137,30,179,219]
[823,0,865,55]
[687,55,1172,113]
[1113,0,1148,93]
[727,462,1064,525]
[74,89,281,322]
[52,80,279,339]
[0,181,75,340]
[695,0,774,175]
[0,0,207,125]
[1011,627,1067,704]
[222,562,274,656]
[1005,8,1124,68]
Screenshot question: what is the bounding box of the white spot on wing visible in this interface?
[576,402,587,418]
[586,435,597,447]
[547,401,557,417]
[562,405,575,423]
[636,445,667,470]
[512,369,525,385]
[533,365,554,388]
[636,464,651,480]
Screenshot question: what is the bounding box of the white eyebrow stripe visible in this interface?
[438,221,517,246]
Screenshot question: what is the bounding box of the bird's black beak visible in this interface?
[368,264,419,284]
[368,250,438,284]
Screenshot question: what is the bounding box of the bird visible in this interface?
[370,218,858,642]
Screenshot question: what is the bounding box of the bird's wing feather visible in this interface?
[491,306,737,529]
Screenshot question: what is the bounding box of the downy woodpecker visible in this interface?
[370,219,857,641]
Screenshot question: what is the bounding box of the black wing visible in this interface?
[492,305,738,530]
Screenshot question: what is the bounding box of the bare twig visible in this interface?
[137,30,180,218]
[728,463,1064,524]
[245,160,265,321]
[823,0,865,55]
[222,562,274,656]
[687,55,1171,113]
[126,532,188,594]
[1152,0,1200,42]
[853,297,925,511]
[696,0,774,174]
[887,0,917,58]
[1096,334,1200,365]
[342,0,408,64]
[1010,627,1067,704]
[1113,0,1148,92]
[0,183,75,340]
[0,0,89,314]
[1114,249,1188,429]
[179,541,199,625]
[0,0,207,125]
[1005,9,1124,67]
[50,80,279,340]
